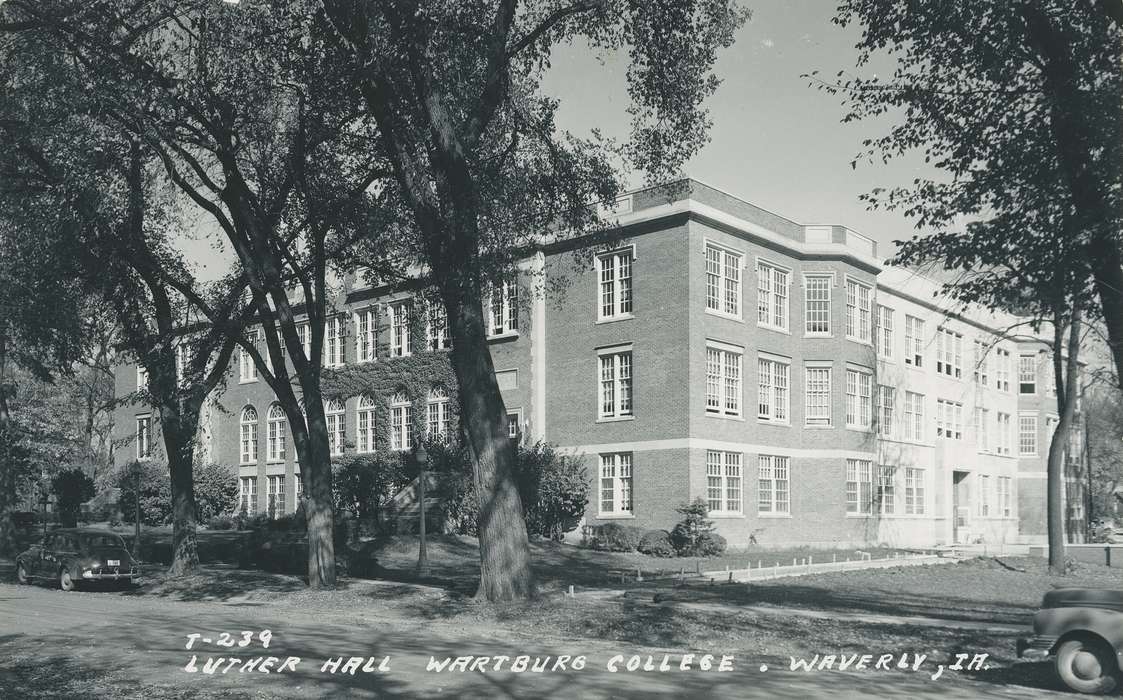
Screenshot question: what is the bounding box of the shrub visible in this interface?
[51,469,96,528]
[669,498,720,557]
[194,463,239,520]
[696,531,727,557]
[333,452,409,535]
[517,442,589,540]
[206,514,237,530]
[589,523,644,552]
[116,460,173,526]
[637,529,676,557]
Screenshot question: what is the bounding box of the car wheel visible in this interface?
[58,568,76,592]
[1055,638,1120,695]
[16,563,28,584]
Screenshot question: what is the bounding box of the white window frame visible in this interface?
[936,327,963,379]
[239,330,259,383]
[804,363,832,427]
[136,364,148,391]
[803,274,832,337]
[756,258,790,332]
[324,315,345,367]
[297,322,311,360]
[996,348,1011,392]
[705,342,742,417]
[973,340,990,386]
[485,279,519,337]
[756,454,789,516]
[846,458,874,515]
[597,345,634,420]
[598,452,634,517]
[996,412,1012,455]
[267,475,286,519]
[998,476,1013,518]
[904,315,924,367]
[505,409,522,440]
[239,406,258,465]
[1018,414,1038,456]
[845,277,872,343]
[757,355,790,424]
[390,392,412,451]
[978,474,992,517]
[877,385,895,438]
[326,399,345,456]
[877,465,895,515]
[267,403,286,463]
[975,407,990,453]
[597,248,634,321]
[388,301,411,358]
[845,367,873,430]
[356,395,376,453]
[239,476,257,516]
[704,241,742,319]
[706,450,744,516]
[355,307,378,363]
[427,386,452,441]
[1019,355,1037,395]
[904,391,925,442]
[876,305,893,359]
[425,299,451,351]
[905,468,926,515]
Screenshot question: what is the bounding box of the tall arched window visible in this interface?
[267,403,286,462]
[356,395,376,453]
[427,386,451,442]
[240,406,258,464]
[326,399,346,456]
[389,391,412,451]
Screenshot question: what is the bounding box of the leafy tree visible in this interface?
[193,463,239,522]
[515,441,588,541]
[117,460,174,527]
[50,468,96,528]
[332,452,409,533]
[318,0,749,601]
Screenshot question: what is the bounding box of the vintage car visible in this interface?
[16,528,141,591]
[1018,587,1123,695]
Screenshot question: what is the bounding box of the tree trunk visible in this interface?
[446,294,535,602]
[295,399,336,589]
[1047,308,1082,574]
[161,412,200,575]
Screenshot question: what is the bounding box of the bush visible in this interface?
[637,529,676,557]
[696,531,727,556]
[333,452,409,535]
[206,514,237,530]
[194,463,239,521]
[116,460,172,526]
[588,523,644,552]
[669,498,722,557]
[51,469,96,528]
[517,442,589,540]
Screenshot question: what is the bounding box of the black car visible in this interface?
[16,528,141,591]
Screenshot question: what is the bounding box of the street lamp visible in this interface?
[414,441,431,578]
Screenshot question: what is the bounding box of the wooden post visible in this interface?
[568,584,574,598]
[636,567,643,583]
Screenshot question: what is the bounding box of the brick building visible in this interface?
[112,179,1083,547]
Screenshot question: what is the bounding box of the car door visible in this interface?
[32,534,52,576]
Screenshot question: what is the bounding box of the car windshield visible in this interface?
[80,534,126,550]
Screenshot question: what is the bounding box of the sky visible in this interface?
[540,0,933,260]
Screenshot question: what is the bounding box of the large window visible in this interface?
[1019,414,1038,456]
[973,340,990,385]
[426,299,451,351]
[905,468,926,515]
[239,330,259,382]
[389,301,411,358]
[267,404,286,462]
[705,243,741,317]
[804,275,832,336]
[324,316,345,367]
[878,465,895,515]
[326,399,345,456]
[756,261,789,331]
[845,278,872,342]
[904,391,925,441]
[997,412,1012,455]
[877,385,895,437]
[390,392,412,451]
[239,406,258,464]
[239,477,257,516]
[995,348,1011,392]
[599,453,633,516]
[136,364,148,391]
[705,344,742,416]
[598,250,633,320]
[877,305,894,358]
[936,399,964,440]
[598,348,633,419]
[976,407,990,452]
[978,474,992,517]
[1019,355,1037,394]
[936,328,963,378]
[136,415,152,459]
[757,356,790,423]
[706,450,744,515]
[267,475,286,519]
[356,307,378,362]
[904,315,925,367]
[845,368,872,429]
[846,458,874,515]
[297,322,311,359]
[356,395,376,453]
[486,279,519,336]
[998,476,1012,518]
[427,386,451,441]
[804,365,832,426]
[756,454,789,515]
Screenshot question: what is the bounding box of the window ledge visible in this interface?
[597,415,636,424]
[704,308,743,323]
[845,336,873,346]
[803,424,834,430]
[596,315,635,325]
[757,419,791,427]
[845,425,873,433]
[803,332,833,339]
[597,513,636,520]
[757,323,791,336]
[266,459,285,465]
[845,513,874,518]
[705,412,745,422]
[239,378,258,384]
[487,331,520,342]
[709,512,746,519]
[757,512,792,519]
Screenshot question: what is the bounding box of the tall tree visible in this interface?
[0,0,402,587]
[814,0,1123,387]
[318,0,749,601]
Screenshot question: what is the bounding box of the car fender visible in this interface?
[1036,608,1123,667]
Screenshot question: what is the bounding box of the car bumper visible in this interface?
[1017,635,1056,661]
[81,571,140,582]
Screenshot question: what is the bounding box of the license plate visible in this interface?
[107,559,120,566]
